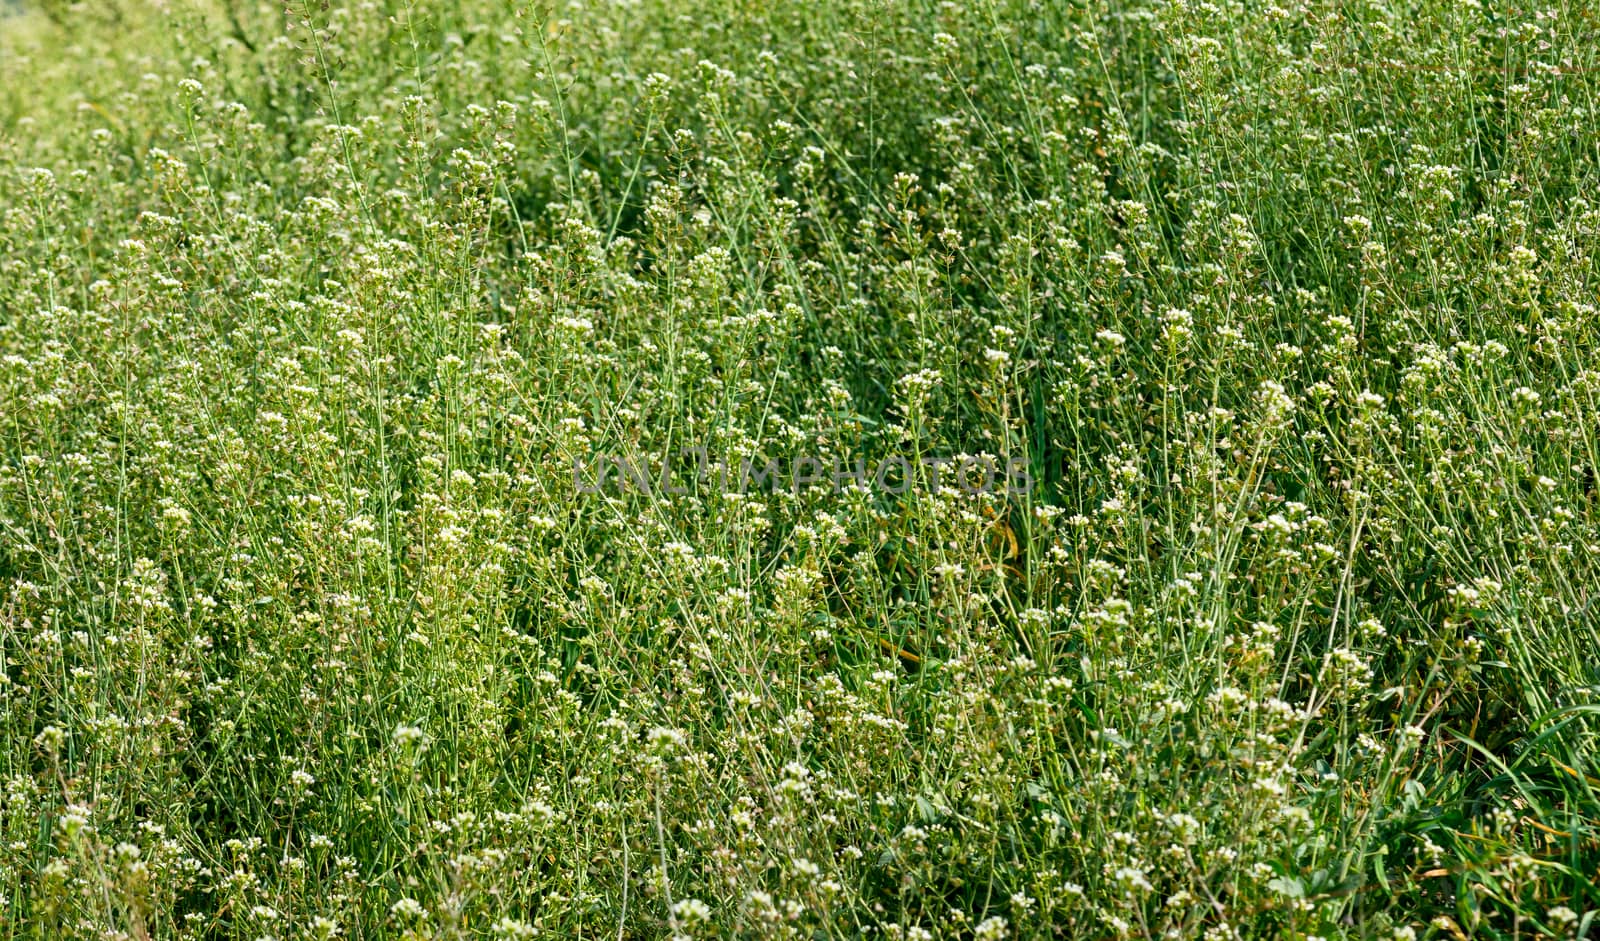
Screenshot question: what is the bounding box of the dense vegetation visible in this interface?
[3,0,1600,937]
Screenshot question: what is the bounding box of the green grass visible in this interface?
[2,0,1600,937]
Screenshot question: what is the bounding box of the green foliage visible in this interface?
[2,0,1599,937]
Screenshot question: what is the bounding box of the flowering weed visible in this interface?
[2,0,1600,937]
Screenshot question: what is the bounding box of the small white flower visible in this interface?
[671,897,712,924]
[492,916,538,939]
[390,898,428,921]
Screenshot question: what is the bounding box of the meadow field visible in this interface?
[3,0,1600,937]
